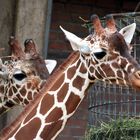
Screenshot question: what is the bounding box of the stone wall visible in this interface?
[0,0,16,56]
[0,0,49,130]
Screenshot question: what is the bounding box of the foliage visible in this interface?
[84,118,140,140]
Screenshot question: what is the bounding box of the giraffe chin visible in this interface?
[129,74,140,91]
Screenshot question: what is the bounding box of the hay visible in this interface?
[85,118,140,140]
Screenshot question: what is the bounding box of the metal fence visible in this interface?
[87,12,140,140]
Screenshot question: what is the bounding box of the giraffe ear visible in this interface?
[119,23,136,44]
[60,26,89,52]
[45,60,57,74]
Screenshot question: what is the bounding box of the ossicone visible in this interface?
[106,14,117,32]
[90,14,104,35]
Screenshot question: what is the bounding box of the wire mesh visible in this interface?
[87,12,140,140]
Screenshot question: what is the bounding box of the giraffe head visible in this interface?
[0,37,57,113]
[8,37,57,79]
[60,14,140,90]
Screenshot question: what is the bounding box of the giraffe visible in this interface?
[0,37,57,115]
[1,14,140,140]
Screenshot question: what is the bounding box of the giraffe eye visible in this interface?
[94,49,106,60]
[13,71,27,81]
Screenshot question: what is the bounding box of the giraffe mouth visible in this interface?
[134,71,140,79]
[129,71,140,91]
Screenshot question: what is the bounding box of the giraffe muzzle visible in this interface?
[130,70,140,91]
[134,71,140,79]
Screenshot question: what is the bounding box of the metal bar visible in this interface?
[101,12,140,20]
[90,110,139,117]
[88,100,140,110]
[43,0,53,59]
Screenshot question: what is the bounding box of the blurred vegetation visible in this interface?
[84,118,140,140]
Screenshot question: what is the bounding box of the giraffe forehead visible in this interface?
[86,34,109,52]
[11,60,34,75]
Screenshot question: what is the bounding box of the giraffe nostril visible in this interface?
[135,71,140,79]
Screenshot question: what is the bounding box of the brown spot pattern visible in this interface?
[67,66,76,80]
[0,86,4,93]
[8,88,13,97]
[26,91,33,101]
[19,86,26,96]
[86,36,91,41]
[97,67,106,77]
[27,83,32,89]
[40,120,63,139]
[45,107,63,123]
[79,63,87,74]
[16,94,23,102]
[23,99,29,105]
[65,92,81,114]
[15,118,41,140]
[120,58,128,68]
[24,107,37,124]
[12,86,17,93]
[57,83,69,102]
[40,94,54,115]
[117,70,123,78]
[100,64,115,77]
[16,84,20,89]
[89,66,95,73]
[90,40,94,44]
[112,62,119,68]
[94,70,102,79]
[73,76,85,91]
[101,35,106,40]
[52,74,65,91]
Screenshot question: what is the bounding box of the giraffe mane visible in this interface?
[0,51,79,139]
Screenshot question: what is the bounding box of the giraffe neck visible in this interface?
[0,52,94,140]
